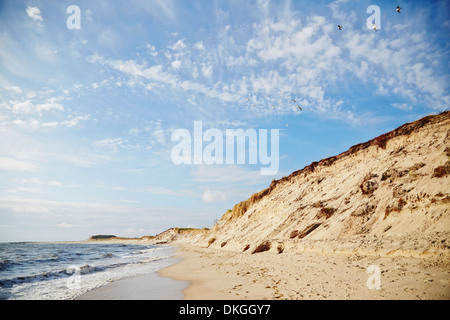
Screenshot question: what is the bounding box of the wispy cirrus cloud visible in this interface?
[191,165,272,185]
[143,186,199,198]
[83,4,448,124]
[9,99,64,114]
[93,137,127,152]
[0,157,38,172]
[5,86,22,94]
[201,187,255,203]
[130,0,178,23]
[0,87,92,131]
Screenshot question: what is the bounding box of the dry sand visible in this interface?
[159,244,449,300]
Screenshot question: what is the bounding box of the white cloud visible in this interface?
[171,60,182,69]
[194,41,205,50]
[0,197,157,221]
[56,222,76,228]
[10,114,90,130]
[146,44,158,56]
[131,0,177,23]
[26,6,43,21]
[37,102,64,112]
[152,120,166,145]
[343,29,450,109]
[125,227,146,234]
[51,152,112,168]
[102,58,179,86]
[6,86,22,94]
[391,103,412,111]
[143,186,199,198]
[201,64,213,78]
[62,114,90,127]
[202,189,227,203]
[6,187,44,194]
[9,98,64,114]
[201,187,259,203]
[11,100,34,113]
[0,157,37,171]
[191,165,269,185]
[170,39,187,51]
[328,0,356,26]
[93,138,126,152]
[13,178,62,187]
[84,1,449,122]
[0,196,203,240]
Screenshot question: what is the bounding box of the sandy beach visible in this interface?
[74,240,449,300]
[158,244,449,300]
[74,113,450,301]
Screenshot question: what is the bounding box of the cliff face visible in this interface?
[195,112,450,257]
[151,228,209,244]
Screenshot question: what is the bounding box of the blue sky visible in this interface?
[0,0,449,242]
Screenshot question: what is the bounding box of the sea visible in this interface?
[0,242,176,300]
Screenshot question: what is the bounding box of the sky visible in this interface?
[0,0,449,242]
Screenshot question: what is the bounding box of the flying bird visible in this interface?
[291,99,296,103]
[338,25,342,30]
[372,23,378,32]
[297,105,303,111]
[271,105,277,109]
[396,6,402,13]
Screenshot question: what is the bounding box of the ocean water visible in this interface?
[0,242,176,300]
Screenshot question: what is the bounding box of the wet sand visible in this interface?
[76,257,189,300]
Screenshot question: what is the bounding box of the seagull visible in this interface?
[297,105,303,111]
[372,23,378,32]
[271,105,277,109]
[338,25,342,30]
[396,6,402,13]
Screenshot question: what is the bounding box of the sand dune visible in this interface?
[155,112,450,300]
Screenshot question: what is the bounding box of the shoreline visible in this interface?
[73,243,189,300]
[76,256,189,300]
[6,240,447,300]
[21,239,447,300]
